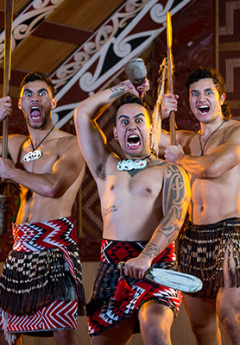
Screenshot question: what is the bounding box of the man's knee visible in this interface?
[139,302,173,343]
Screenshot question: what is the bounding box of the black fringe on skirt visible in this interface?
[0,246,86,316]
[179,218,240,298]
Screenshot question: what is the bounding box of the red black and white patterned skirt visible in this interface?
[87,239,182,337]
[0,217,86,340]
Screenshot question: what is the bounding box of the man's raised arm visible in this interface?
[74,80,146,178]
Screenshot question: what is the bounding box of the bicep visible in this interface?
[204,142,240,178]
[74,108,108,177]
[52,144,85,191]
[162,164,190,217]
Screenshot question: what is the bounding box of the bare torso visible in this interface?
[98,154,172,241]
[7,132,84,224]
[177,120,240,224]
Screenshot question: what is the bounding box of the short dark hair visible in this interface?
[114,95,151,126]
[186,66,232,120]
[19,71,55,98]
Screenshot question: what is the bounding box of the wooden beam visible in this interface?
[0,10,92,45]
[33,21,92,46]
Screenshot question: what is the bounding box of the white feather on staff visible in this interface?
[151,57,168,156]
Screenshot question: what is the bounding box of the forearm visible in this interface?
[141,207,186,262]
[177,154,214,179]
[7,167,61,197]
[75,82,129,122]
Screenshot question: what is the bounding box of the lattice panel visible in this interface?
[218,0,240,121]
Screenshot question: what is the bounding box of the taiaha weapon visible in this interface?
[166,11,176,145]
[0,0,18,236]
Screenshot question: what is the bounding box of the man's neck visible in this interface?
[200,116,225,136]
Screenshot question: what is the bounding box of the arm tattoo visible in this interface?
[157,164,187,244]
[142,242,159,259]
[109,83,125,100]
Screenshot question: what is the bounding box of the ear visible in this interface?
[150,123,153,134]
[113,127,118,139]
[51,98,57,110]
[18,98,22,110]
[220,93,226,105]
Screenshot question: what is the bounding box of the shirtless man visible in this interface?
[74,80,190,345]
[161,66,240,345]
[0,72,86,345]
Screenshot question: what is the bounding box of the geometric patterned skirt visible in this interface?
[0,217,86,342]
[179,217,240,298]
[0,300,78,335]
[87,239,182,337]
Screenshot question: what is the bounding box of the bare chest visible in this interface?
[103,167,164,200]
[13,140,59,174]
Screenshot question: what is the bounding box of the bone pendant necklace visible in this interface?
[117,154,151,171]
[23,125,54,162]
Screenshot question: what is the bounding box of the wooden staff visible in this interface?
[2,0,13,157]
[166,11,176,145]
[0,0,14,236]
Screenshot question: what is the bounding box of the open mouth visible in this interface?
[199,105,210,114]
[30,106,41,120]
[127,134,141,147]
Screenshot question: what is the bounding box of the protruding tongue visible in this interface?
[31,109,41,118]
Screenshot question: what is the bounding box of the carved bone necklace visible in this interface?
[23,125,55,162]
[117,154,151,171]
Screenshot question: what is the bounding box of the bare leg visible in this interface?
[183,294,221,345]
[139,301,174,345]
[217,246,240,345]
[90,313,137,345]
[53,329,81,345]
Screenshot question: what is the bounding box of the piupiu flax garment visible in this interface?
[87,239,182,337]
[0,217,86,338]
[179,218,240,298]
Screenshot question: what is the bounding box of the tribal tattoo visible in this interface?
[157,164,188,244]
[109,83,126,100]
[142,242,160,259]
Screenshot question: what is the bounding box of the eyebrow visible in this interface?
[23,88,48,94]
[191,87,213,94]
[118,113,145,120]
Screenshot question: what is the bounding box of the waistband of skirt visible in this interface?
[188,217,240,230]
[100,239,175,264]
[12,217,78,252]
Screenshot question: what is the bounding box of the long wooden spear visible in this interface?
[166,11,176,145]
[0,0,14,236]
[3,0,13,156]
